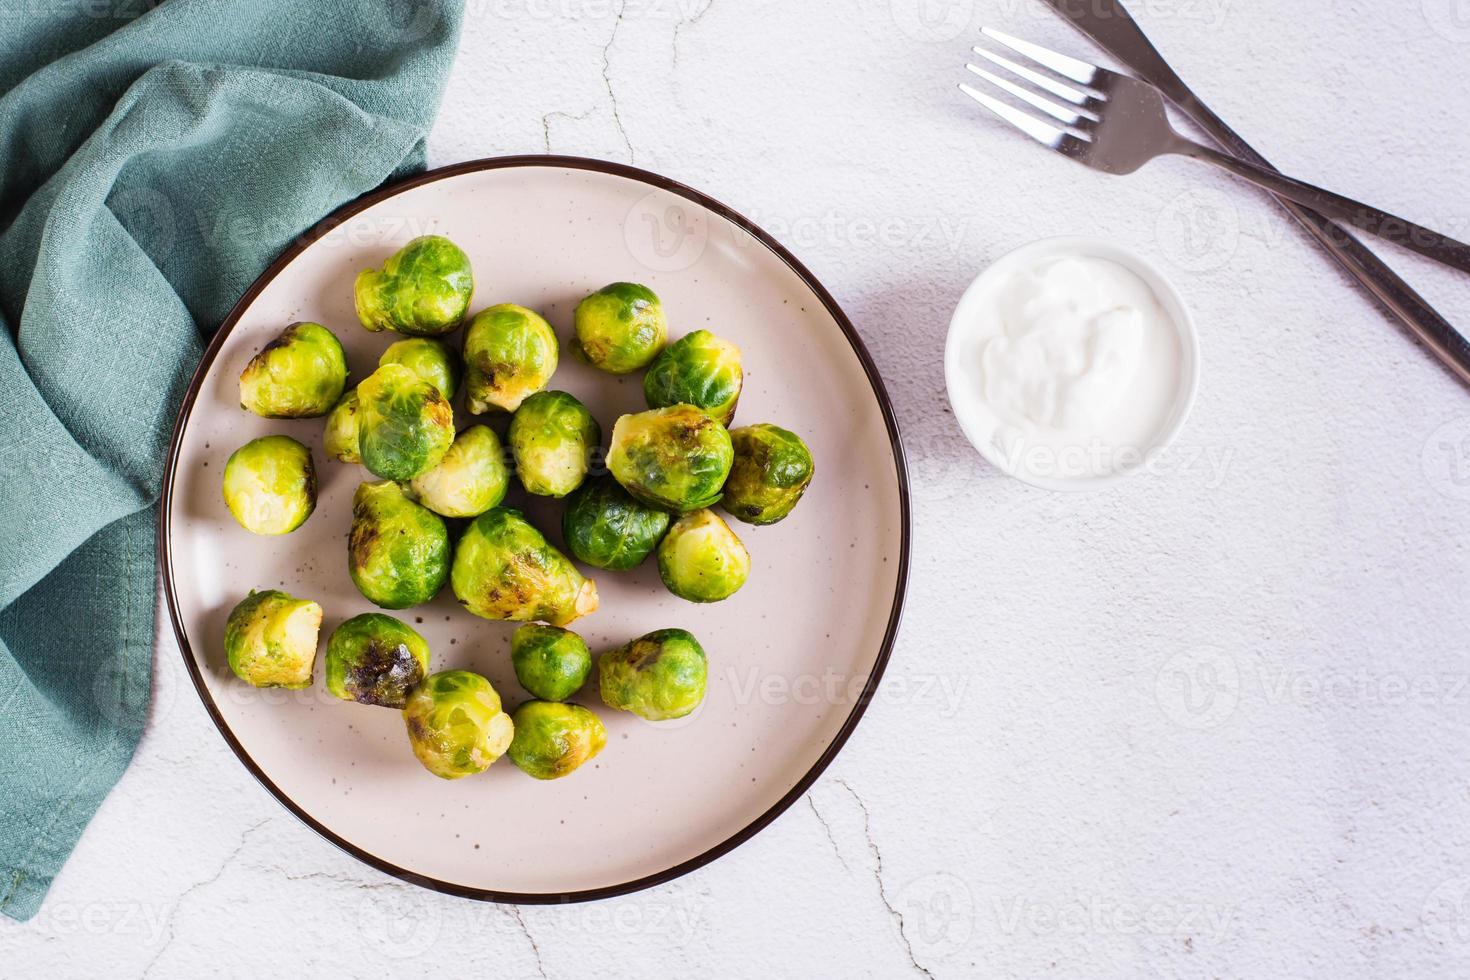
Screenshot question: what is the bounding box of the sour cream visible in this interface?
[945,239,1198,488]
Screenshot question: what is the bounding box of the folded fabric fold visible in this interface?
[0,0,466,922]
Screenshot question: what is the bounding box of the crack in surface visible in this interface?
[807,795,851,872]
[837,779,936,980]
[142,818,271,978]
[600,0,634,161]
[507,906,549,979]
[672,0,715,68]
[541,108,596,153]
[279,870,406,891]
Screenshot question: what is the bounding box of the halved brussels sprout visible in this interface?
[657,509,750,603]
[325,613,430,708]
[402,670,515,779]
[322,389,361,463]
[408,425,510,518]
[599,628,707,721]
[462,303,558,414]
[508,390,601,498]
[607,404,733,513]
[355,235,474,336]
[222,435,316,535]
[508,701,607,780]
[379,337,461,399]
[450,508,599,626]
[572,282,667,374]
[224,589,322,689]
[511,624,592,701]
[357,363,455,481]
[238,321,348,419]
[561,477,670,571]
[722,424,815,525]
[643,330,743,425]
[348,481,450,609]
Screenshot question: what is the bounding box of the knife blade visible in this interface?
[1042,0,1470,389]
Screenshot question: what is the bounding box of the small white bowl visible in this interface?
[944,236,1201,492]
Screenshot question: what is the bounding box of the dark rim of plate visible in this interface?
[158,154,912,905]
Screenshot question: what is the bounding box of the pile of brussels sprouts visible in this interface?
[219,235,814,782]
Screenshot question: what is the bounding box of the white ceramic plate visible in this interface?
[161,157,909,901]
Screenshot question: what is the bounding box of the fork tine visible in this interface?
[972,48,1098,112]
[964,63,1087,127]
[980,26,1098,86]
[958,81,1075,150]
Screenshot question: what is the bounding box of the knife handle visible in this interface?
[1171,140,1470,275]
[1168,87,1470,387]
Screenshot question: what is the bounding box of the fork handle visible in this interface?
[1173,139,1470,274]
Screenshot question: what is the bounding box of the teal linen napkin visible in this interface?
[0,0,465,921]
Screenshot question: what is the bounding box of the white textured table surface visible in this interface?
[8,2,1470,977]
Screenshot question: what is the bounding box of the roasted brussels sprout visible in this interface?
[599,628,708,721]
[643,330,743,425]
[511,624,592,701]
[325,613,430,708]
[322,389,361,463]
[402,670,515,779]
[722,424,815,525]
[379,337,461,399]
[572,282,667,374]
[450,508,599,626]
[607,404,733,513]
[224,589,322,689]
[508,701,607,779]
[348,481,450,609]
[408,424,510,518]
[238,321,348,419]
[356,363,455,481]
[354,235,474,336]
[657,509,750,603]
[222,435,316,535]
[508,390,601,497]
[561,477,670,571]
[462,303,558,414]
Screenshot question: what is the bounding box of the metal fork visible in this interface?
[961,28,1470,274]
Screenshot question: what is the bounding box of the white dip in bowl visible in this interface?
[945,236,1200,490]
